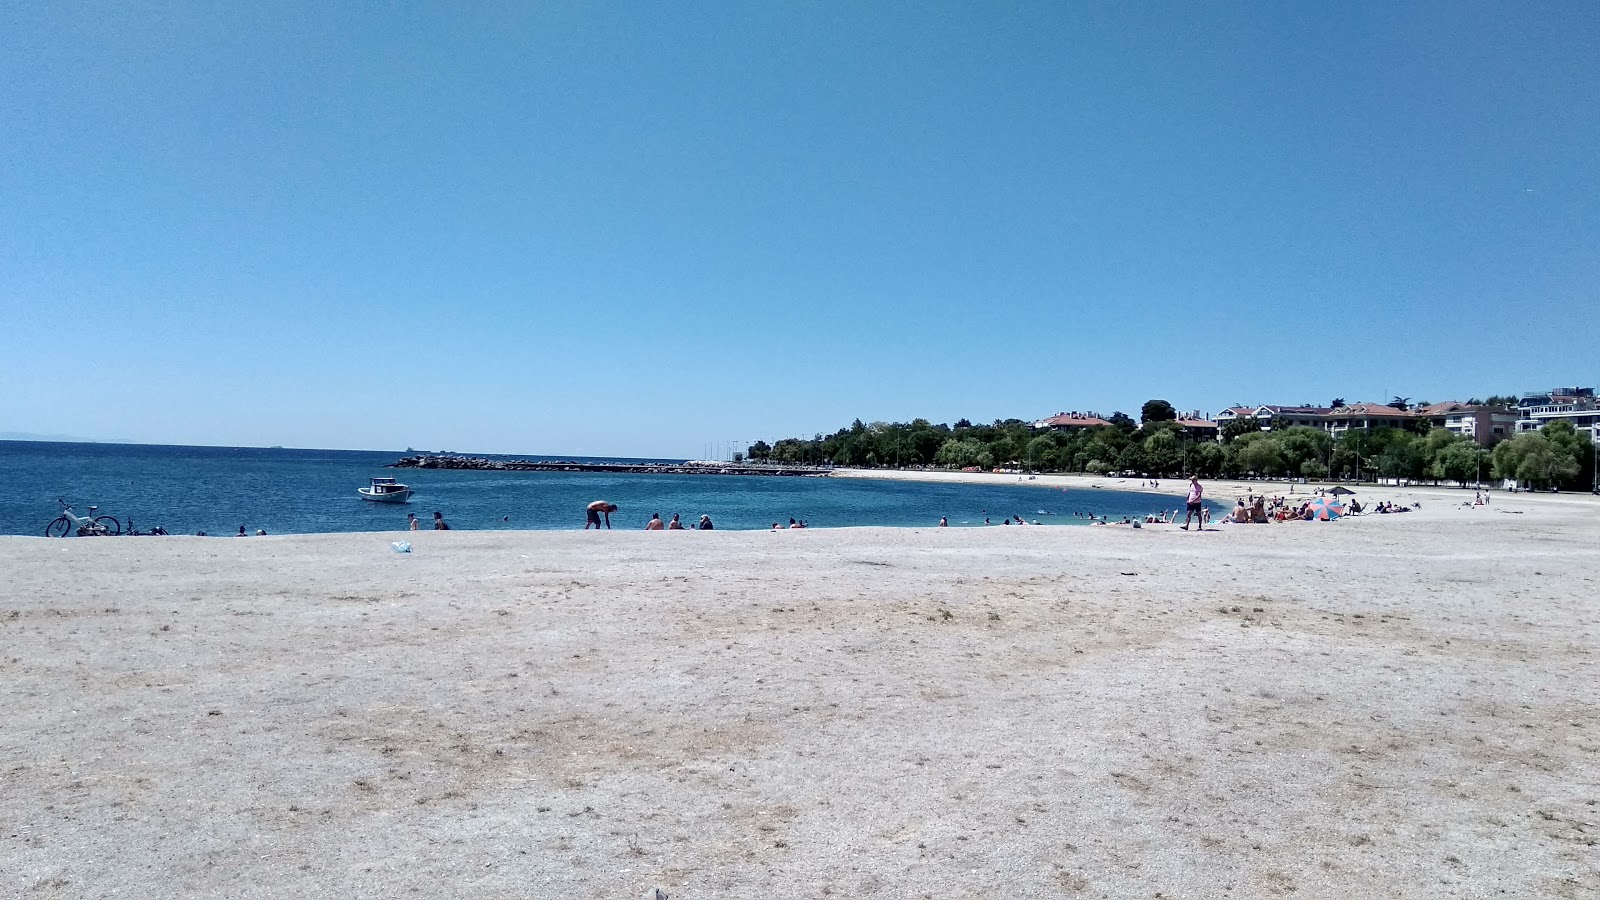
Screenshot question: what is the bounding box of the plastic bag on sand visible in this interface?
[391,541,411,553]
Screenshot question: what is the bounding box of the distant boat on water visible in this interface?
[358,476,413,503]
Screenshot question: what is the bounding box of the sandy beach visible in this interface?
[3,490,1598,899]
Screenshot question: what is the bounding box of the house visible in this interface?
[1321,403,1415,436]
[1032,412,1114,434]
[1417,401,1517,446]
[1517,387,1600,443]
[1174,417,1220,440]
[1214,405,1331,431]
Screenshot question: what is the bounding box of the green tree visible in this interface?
[1025,435,1058,471]
[1376,433,1426,480]
[1140,399,1177,424]
[1220,417,1261,443]
[1431,440,1481,485]
[1116,442,1146,474]
[935,438,993,470]
[1300,460,1329,478]
[1493,422,1583,489]
[747,440,772,461]
[1188,441,1224,478]
[1142,429,1182,476]
[1541,419,1585,462]
[1277,427,1332,476]
[1230,433,1285,476]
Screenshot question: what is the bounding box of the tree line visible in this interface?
[744,399,1594,490]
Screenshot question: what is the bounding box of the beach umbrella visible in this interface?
[1328,486,1356,496]
[1307,497,1344,521]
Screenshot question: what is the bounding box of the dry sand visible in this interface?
[2,488,1598,899]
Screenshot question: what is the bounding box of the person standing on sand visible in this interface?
[586,501,617,530]
[433,511,450,530]
[1181,476,1204,531]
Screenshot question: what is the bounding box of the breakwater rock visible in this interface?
[389,455,832,477]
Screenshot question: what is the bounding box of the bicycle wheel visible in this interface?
[45,516,72,537]
[92,515,121,536]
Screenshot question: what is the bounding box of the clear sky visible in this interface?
[3,2,1596,457]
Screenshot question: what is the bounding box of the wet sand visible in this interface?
[2,491,1597,898]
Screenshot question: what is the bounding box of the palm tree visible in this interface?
[1331,398,1346,408]
[1390,396,1411,411]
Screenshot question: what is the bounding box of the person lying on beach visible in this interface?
[586,501,617,529]
[668,513,685,530]
[645,513,665,530]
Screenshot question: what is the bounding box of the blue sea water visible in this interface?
[0,441,1224,536]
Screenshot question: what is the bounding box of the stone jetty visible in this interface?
[388,455,831,477]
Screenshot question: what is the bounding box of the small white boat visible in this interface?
[358,476,413,503]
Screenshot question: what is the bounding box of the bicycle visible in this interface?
[44,499,121,537]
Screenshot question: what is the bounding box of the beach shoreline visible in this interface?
[3,495,1597,898]
[829,465,1600,509]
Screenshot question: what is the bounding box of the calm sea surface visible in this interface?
[0,441,1223,536]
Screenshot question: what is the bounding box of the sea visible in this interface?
[0,441,1223,536]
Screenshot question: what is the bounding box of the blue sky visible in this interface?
[3,2,1596,457]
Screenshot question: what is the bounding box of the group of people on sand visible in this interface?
[1220,492,1333,522]
[932,476,1213,531]
[587,501,716,531]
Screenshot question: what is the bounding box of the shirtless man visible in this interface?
[585,501,617,530]
[645,513,665,530]
[1180,476,1204,531]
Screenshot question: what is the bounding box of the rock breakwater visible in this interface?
[389,455,831,477]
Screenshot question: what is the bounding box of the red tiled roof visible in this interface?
[1036,414,1112,428]
[1325,403,1413,417]
[1175,419,1218,428]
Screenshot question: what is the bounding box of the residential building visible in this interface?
[1174,417,1220,440]
[1214,405,1331,431]
[1417,402,1517,446]
[1517,387,1600,444]
[1321,403,1416,436]
[1032,412,1114,434]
